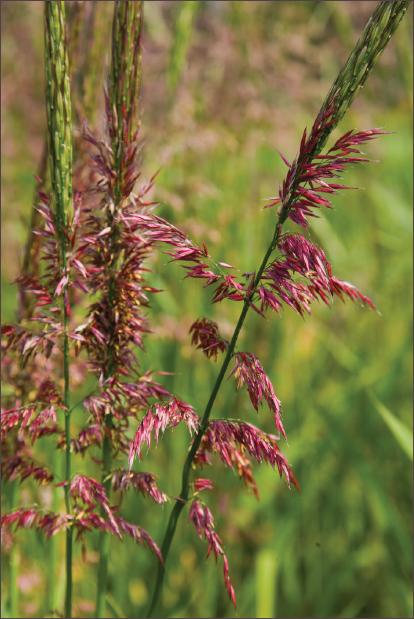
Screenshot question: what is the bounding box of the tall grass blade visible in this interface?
[368,389,413,460]
[168,1,199,95]
[255,549,278,618]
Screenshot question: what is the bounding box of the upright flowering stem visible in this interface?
[147,2,410,615]
[95,3,144,617]
[44,2,73,617]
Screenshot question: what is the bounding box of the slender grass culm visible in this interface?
[143,2,411,615]
[44,3,74,617]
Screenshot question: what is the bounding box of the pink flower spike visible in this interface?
[112,469,168,506]
[54,274,69,297]
[115,516,164,564]
[229,352,286,440]
[189,318,229,362]
[272,121,391,228]
[199,419,298,490]
[248,302,266,319]
[188,499,236,609]
[70,475,121,539]
[129,398,200,469]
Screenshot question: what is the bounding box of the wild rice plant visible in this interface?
[2,3,165,618]
[140,1,411,615]
[0,2,410,618]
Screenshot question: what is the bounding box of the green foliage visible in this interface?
[168,1,199,95]
[368,390,413,460]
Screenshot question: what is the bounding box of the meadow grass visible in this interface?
[1,2,412,618]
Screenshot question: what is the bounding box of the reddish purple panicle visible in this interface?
[189,499,236,609]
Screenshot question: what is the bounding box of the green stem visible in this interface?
[94,152,119,619]
[48,448,58,614]
[64,319,72,619]
[95,531,111,618]
[95,411,113,619]
[44,2,73,616]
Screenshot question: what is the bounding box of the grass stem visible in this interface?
[44,2,73,616]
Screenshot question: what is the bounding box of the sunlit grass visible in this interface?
[1,2,412,618]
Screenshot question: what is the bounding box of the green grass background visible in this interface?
[1,2,412,618]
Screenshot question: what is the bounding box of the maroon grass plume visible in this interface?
[140,2,410,616]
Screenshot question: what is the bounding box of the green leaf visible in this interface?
[255,549,278,618]
[368,389,413,460]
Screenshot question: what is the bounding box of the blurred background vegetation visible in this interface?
[1,2,412,618]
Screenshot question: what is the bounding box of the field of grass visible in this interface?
[1,2,412,618]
